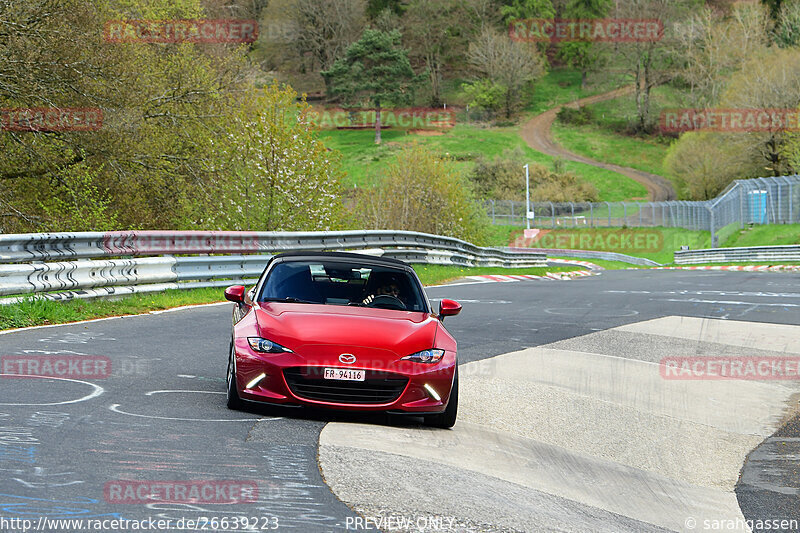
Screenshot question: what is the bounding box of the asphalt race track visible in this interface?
[0,269,798,533]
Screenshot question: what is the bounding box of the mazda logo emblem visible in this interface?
[339,353,356,364]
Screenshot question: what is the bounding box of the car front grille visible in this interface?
[283,367,408,405]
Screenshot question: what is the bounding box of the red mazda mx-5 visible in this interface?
[223,252,462,428]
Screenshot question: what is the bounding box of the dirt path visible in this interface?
[520,86,677,201]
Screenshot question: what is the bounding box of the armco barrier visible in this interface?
[0,230,544,264]
[0,257,177,296]
[0,231,547,303]
[509,247,661,267]
[674,245,800,265]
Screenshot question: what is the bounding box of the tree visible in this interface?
[0,0,347,233]
[258,0,366,74]
[402,0,468,106]
[762,0,787,23]
[0,0,253,231]
[366,0,404,19]
[467,30,547,118]
[323,29,421,144]
[499,0,556,22]
[202,84,346,231]
[557,0,612,89]
[469,147,598,201]
[609,0,696,131]
[665,132,757,199]
[463,0,503,35]
[773,0,800,47]
[723,48,800,176]
[673,3,769,107]
[666,48,800,198]
[462,79,507,118]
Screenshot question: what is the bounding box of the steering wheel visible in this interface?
[367,294,407,311]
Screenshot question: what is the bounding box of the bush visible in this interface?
[664,131,759,200]
[528,165,599,203]
[556,105,594,126]
[355,144,490,245]
[468,147,599,203]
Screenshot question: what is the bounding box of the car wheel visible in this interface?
[425,367,458,429]
[227,342,243,410]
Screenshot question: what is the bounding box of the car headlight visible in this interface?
[402,349,445,364]
[247,337,293,353]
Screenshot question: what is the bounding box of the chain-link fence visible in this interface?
[485,175,800,247]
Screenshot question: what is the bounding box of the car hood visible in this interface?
[255,303,439,359]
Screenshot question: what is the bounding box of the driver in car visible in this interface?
[362,281,402,306]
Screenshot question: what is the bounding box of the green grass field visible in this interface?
[524,69,604,115]
[319,124,647,201]
[582,84,685,133]
[549,84,685,186]
[0,287,226,331]
[552,121,673,181]
[722,224,800,247]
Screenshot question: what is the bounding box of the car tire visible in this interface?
[425,368,458,429]
[227,342,243,410]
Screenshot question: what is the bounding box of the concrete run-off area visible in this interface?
[319,316,800,533]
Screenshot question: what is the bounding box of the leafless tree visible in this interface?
[402,0,469,106]
[672,3,769,107]
[261,0,366,74]
[722,48,800,176]
[467,29,546,118]
[608,0,695,131]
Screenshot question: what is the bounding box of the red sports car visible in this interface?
[224,252,462,428]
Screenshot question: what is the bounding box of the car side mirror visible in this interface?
[224,285,246,303]
[438,299,462,321]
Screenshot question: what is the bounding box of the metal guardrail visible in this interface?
[0,231,547,303]
[674,245,800,265]
[508,247,661,267]
[0,230,545,264]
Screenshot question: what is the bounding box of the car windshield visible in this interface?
[258,260,427,312]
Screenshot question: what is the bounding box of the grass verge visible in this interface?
[723,224,800,247]
[547,256,641,270]
[0,265,582,331]
[0,287,226,331]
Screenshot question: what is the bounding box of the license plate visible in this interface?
[323,368,365,381]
